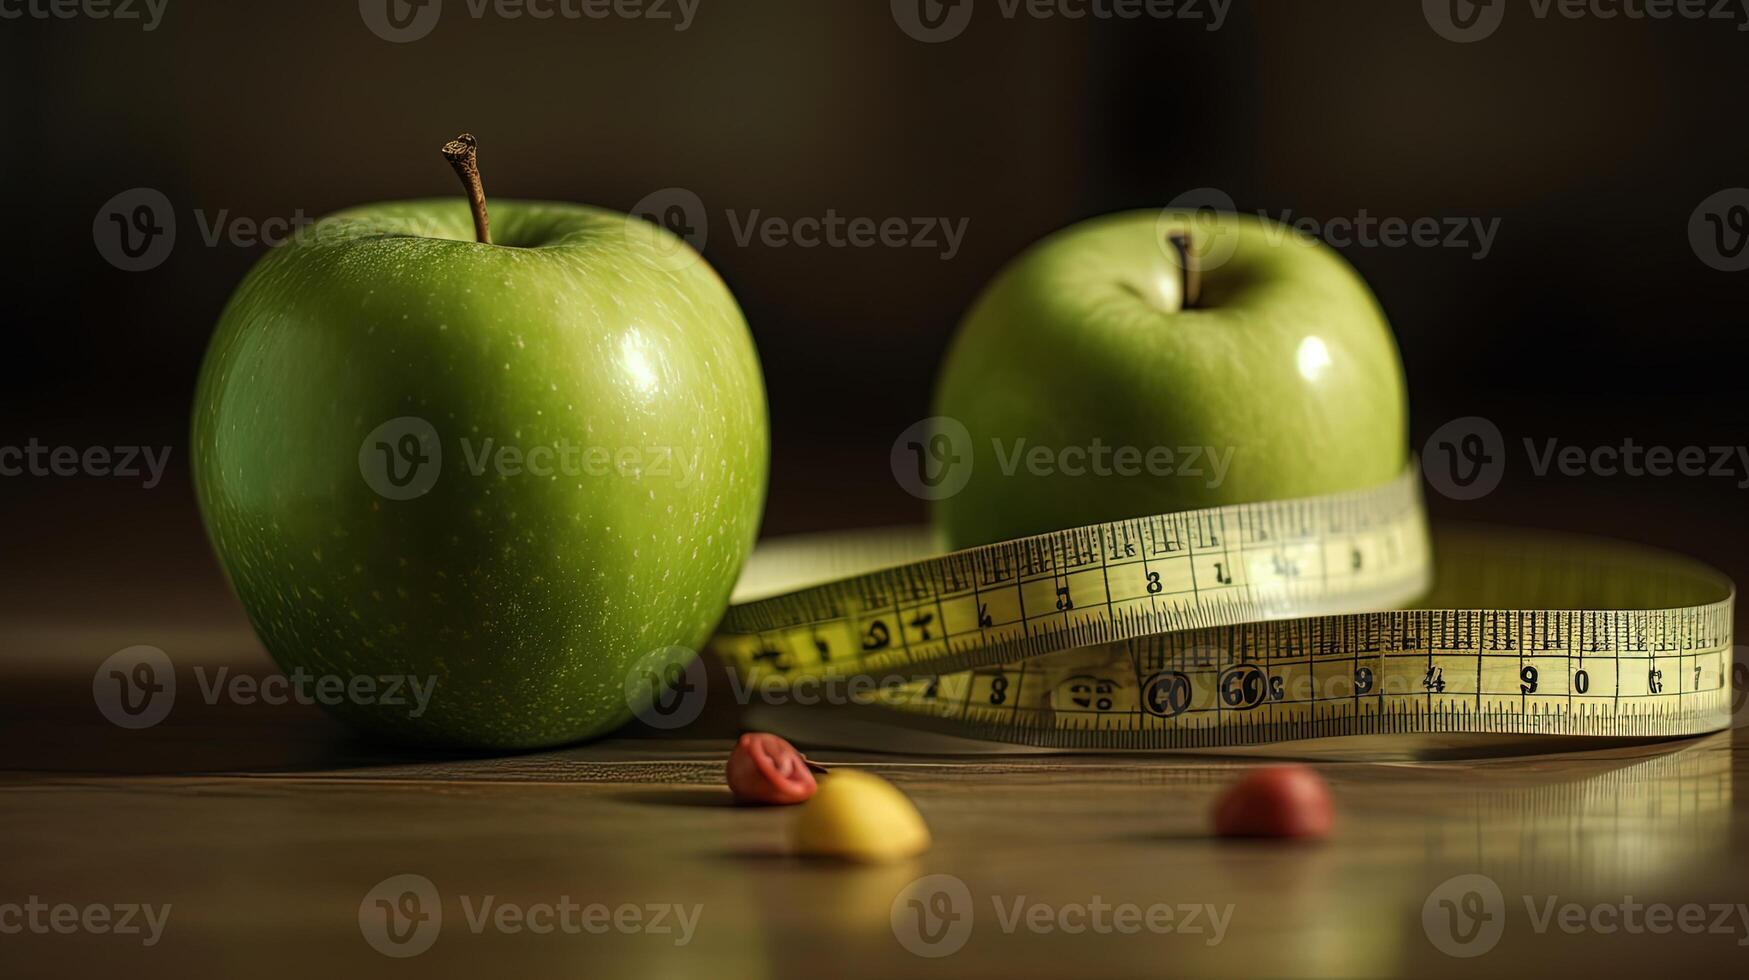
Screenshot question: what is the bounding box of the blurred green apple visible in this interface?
[192,139,767,749]
[932,209,1407,548]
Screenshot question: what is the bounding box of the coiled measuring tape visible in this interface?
[707,467,1736,749]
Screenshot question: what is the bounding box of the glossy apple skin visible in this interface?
[192,200,768,749]
[933,210,1407,549]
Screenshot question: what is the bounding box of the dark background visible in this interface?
[2,0,1746,629]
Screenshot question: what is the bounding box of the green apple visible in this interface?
[192,138,767,749]
[932,209,1407,548]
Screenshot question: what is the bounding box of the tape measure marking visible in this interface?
[709,468,1734,749]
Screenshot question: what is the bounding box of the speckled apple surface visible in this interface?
[192,200,768,749]
[933,209,1408,549]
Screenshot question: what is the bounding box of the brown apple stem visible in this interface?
[441,133,491,244]
[1167,231,1201,309]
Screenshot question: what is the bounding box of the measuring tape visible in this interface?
[707,467,1736,749]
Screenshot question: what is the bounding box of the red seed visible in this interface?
[726,732,818,805]
[1212,764,1334,839]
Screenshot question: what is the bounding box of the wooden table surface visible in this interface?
[3,616,1747,979]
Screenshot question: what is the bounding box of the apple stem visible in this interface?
[441,133,492,245]
[1167,231,1201,310]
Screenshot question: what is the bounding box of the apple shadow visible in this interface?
[712,847,802,864]
[615,787,738,808]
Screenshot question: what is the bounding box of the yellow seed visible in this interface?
[792,770,931,863]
